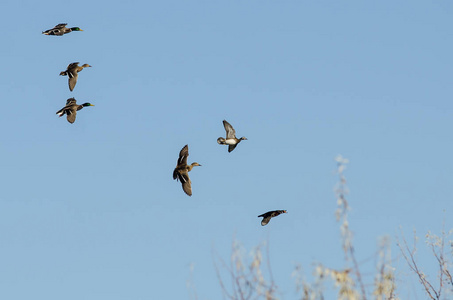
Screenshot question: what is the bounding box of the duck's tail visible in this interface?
[217,137,226,145]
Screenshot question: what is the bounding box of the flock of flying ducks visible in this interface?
[42,23,94,124]
[42,23,287,226]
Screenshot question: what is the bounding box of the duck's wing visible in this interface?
[175,171,192,196]
[223,120,236,139]
[54,23,68,29]
[56,107,66,117]
[66,108,77,124]
[181,174,192,196]
[45,24,67,36]
[173,168,179,180]
[258,211,271,218]
[68,73,79,91]
[228,144,238,153]
[178,145,189,166]
[260,216,271,226]
[43,23,68,35]
[258,211,273,226]
[67,62,80,69]
[66,98,77,105]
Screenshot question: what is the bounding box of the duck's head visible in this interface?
[282,210,287,214]
[70,27,83,32]
[240,137,248,141]
[82,103,95,107]
[191,162,202,167]
[82,64,92,68]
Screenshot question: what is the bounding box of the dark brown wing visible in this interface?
[228,144,238,153]
[223,120,236,139]
[66,98,77,105]
[258,211,271,218]
[173,169,192,196]
[57,99,76,118]
[56,107,65,116]
[43,24,67,36]
[180,174,192,196]
[67,62,80,69]
[261,216,271,226]
[44,24,67,36]
[68,73,78,91]
[66,108,77,124]
[178,145,189,166]
[54,23,68,29]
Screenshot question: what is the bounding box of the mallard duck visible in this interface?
[42,23,83,36]
[173,145,201,196]
[258,210,287,226]
[217,120,247,152]
[56,98,94,124]
[60,62,92,91]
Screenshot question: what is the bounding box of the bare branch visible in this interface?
[399,214,453,299]
[212,240,278,300]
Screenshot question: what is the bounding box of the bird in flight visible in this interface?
[42,23,83,36]
[60,62,92,91]
[173,145,201,196]
[258,210,287,226]
[56,98,94,124]
[217,120,247,152]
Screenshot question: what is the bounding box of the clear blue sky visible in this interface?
[1,1,452,299]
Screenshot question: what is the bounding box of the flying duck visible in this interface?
[56,98,94,124]
[42,23,83,36]
[217,120,247,152]
[258,210,287,226]
[60,62,92,91]
[173,145,201,196]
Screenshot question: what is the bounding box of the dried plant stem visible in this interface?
[334,155,367,300]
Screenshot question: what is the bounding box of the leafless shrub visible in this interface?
[206,156,453,299]
[292,263,326,300]
[397,226,453,300]
[373,237,397,300]
[293,156,397,300]
[213,240,278,300]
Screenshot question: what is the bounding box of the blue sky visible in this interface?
[1,0,453,299]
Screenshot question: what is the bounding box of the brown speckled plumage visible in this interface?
[173,145,201,196]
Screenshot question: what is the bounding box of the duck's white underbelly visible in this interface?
[225,139,237,145]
